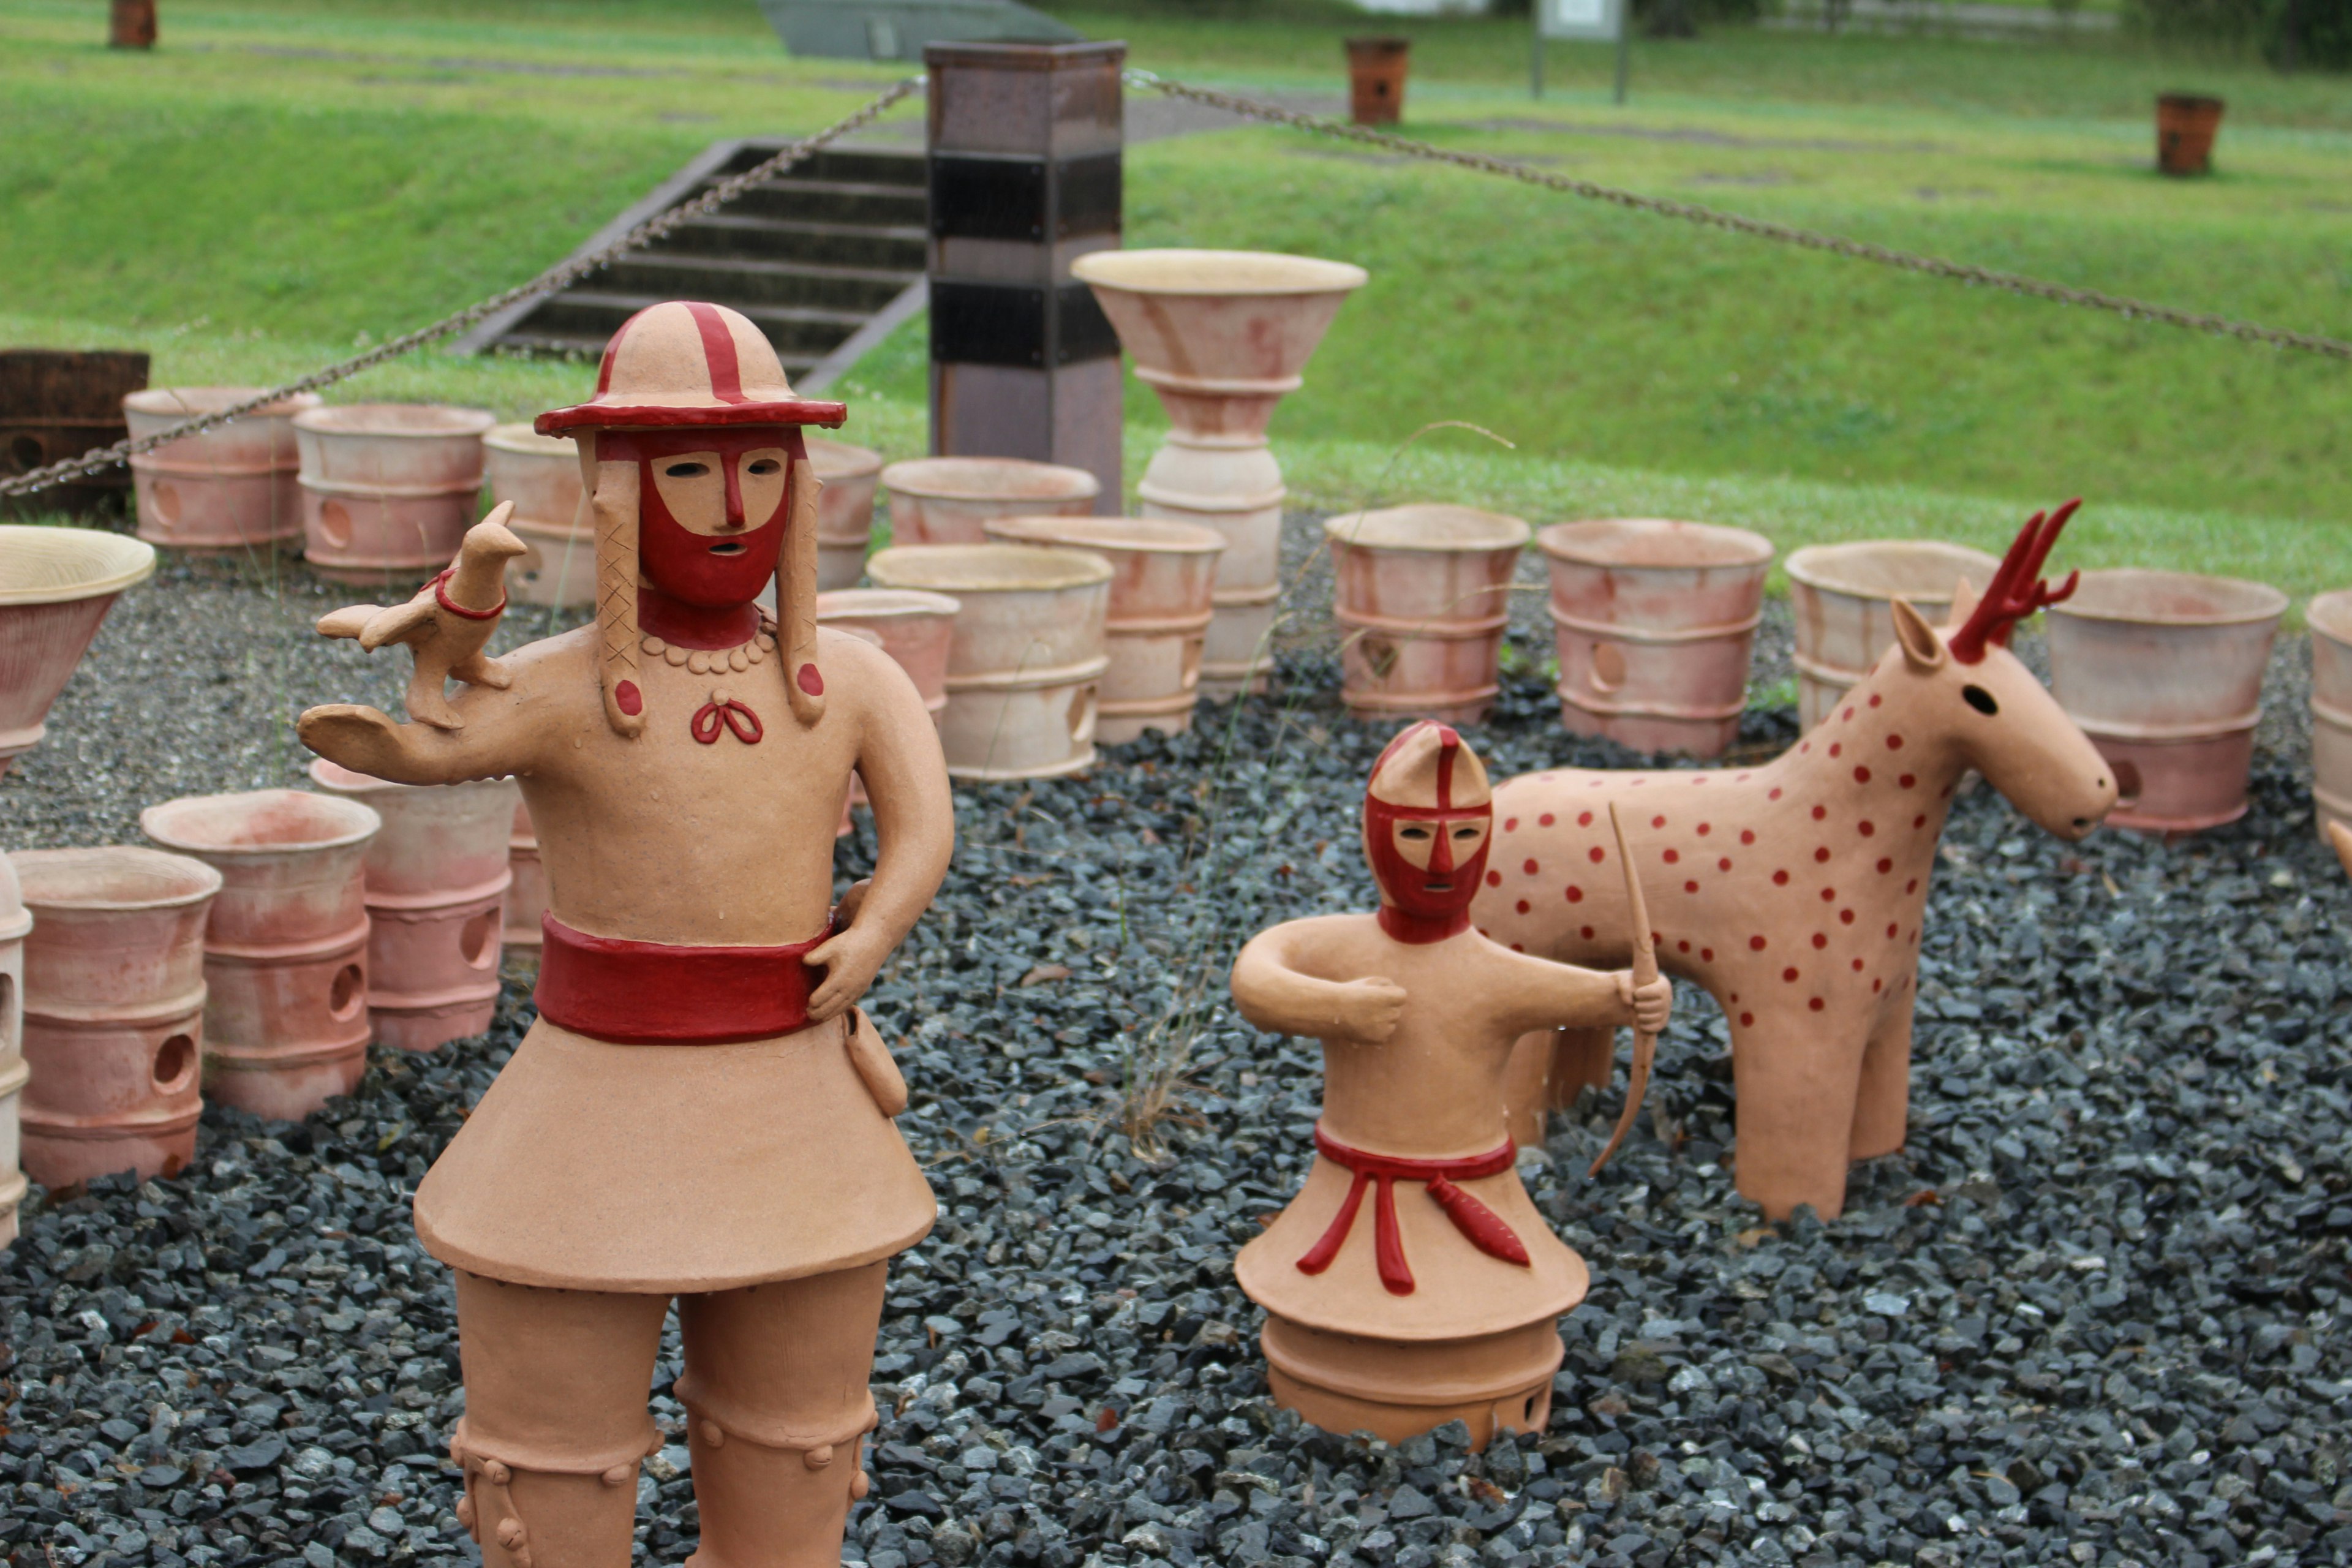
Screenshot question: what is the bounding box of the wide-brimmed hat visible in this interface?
[537,301,846,434]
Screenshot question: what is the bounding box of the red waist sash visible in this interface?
[534,914,827,1046]
[1297,1124,1528,1297]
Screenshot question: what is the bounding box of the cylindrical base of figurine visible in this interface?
[1259,1311,1562,1450]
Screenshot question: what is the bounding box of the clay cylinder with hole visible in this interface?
[484,424,594,609]
[2308,590,2352,842]
[125,389,319,552]
[140,790,381,1121]
[293,404,496,587]
[9,848,220,1187]
[2046,568,2285,837]
[880,456,1098,549]
[811,437,884,590]
[1538,518,1773,758]
[1325,506,1529,725]
[504,798,545,953]
[867,545,1109,780]
[1785,540,2001,730]
[307,761,518,1052]
[985,515,1226,743]
[0,857,28,1246]
[815,589,960,731]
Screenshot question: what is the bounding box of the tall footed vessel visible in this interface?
[1071,249,1366,698]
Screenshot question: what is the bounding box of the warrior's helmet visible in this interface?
[1362,721,1494,927]
[537,301,847,737]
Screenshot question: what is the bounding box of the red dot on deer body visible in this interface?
[1741,829,1756,845]
[1578,810,1594,827]
[1581,925,1596,939]
[1566,885,1584,903]
[1872,978,1883,993]
[1830,743,1843,758]
[1887,922,1899,938]
[1772,870,1790,885]
[1539,813,1555,826]
[1820,886,1836,901]
[1678,939,1691,953]
[1899,774,1916,790]
[1843,706,1855,722]
[1523,859,1539,875]
[1859,821,1875,837]
[1697,822,1712,836]
[1800,742,1811,754]
[1589,846,1606,864]
[1886,733,1904,750]
[1663,848,1680,864]
[1684,880,1699,894]
[1913,814,1928,829]
[1811,933,1827,949]
[1718,857,1733,872]
[1652,814,1667,829]
[1701,947,1714,961]
[1907,878,1919,893]
[1869,693,1883,708]
[1769,787,1784,801]
[1782,967,1800,982]
[1750,935,1768,951]
[1740,1011,1755,1027]
[1814,847,1831,862]
[1512,943,1525,952]
[1487,870,1502,887]
[1504,817,1519,832]
[1811,804,1826,821]
[1855,767,1872,785]
[1875,856,1893,874]
[1840,908,1855,924]
[1852,957,1864,971]
[1516,900,1531,914]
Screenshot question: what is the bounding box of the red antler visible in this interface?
[1946,498,2081,665]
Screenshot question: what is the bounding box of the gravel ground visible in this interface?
[3,531,2350,1568]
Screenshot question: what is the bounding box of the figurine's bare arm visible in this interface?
[297,650,551,786]
[805,635,954,1022]
[1483,943,1668,1038]
[1231,918,1406,1044]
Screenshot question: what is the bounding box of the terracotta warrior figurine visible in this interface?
[1229,721,1670,1448]
[298,301,952,1568]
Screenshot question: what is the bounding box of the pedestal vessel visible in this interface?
[0,525,156,777]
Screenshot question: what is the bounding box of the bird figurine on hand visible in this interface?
[315,504,528,730]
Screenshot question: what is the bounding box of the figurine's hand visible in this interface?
[1618,971,1672,1035]
[1333,977,1407,1043]
[296,704,409,777]
[806,923,890,1023]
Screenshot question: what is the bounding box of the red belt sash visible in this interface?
[1296,1124,1528,1297]
[535,914,827,1045]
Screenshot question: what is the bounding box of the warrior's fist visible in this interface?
[1331,977,1407,1043]
[1617,972,1672,1035]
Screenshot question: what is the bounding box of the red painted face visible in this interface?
[1363,726,1493,932]
[598,428,801,608]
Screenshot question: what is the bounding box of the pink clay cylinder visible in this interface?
[125,388,320,552]
[10,847,221,1187]
[505,798,546,953]
[1785,540,2000,730]
[816,590,960,837]
[2045,568,2286,836]
[878,456,1098,548]
[0,526,157,777]
[984,514,1227,743]
[1538,519,1773,758]
[141,790,382,1121]
[810,436,884,590]
[0,857,28,1246]
[294,403,496,587]
[1325,505,1531,725]
[307,760,519,1052]
[2308,590,2352,840]
[484,424,593,609]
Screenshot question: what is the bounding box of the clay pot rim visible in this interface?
[984,514,1229,556]
[1537,518,1773,570]
[1783,539,2002,601]
[2307,588,2352,646]
[293,403,498,439]
[0,524,157,605]
[2051,567,2286,628]
[483,423,576,457]
[124,388,323,420]
[141,789,383,858]
[1324,505,1531,553]
[8,845,223,911]
[869,543,1114,593]
[815,588,964,621]
[1072,247,1370,298]
[880,456,1100,503]
[806,435,884,480]
[2158,91,2225,112]
[306,757,517,797]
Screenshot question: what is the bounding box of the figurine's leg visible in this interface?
[1727,1023,1861,1223]
[450,1272,669,1568]
[675,1261,889,1568]
[1849,997,1913,1163]
[1545,1027,1615,1110]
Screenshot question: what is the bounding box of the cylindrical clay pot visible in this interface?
[811,436,884,590]
[0,856,29,1248]
[10,847,221,1188]
[1538,518,1774,759]
[2307,590,2352,842]
[2157,92,2223,176]
[294,403,495,587]
[985,515,1227,744]
[815,589,961,732]
[1071,249,1368,699]
[125,388,320,552]
[484,424,592,609]
[141,790,382,1122]
[2046,568,2285,836]
[0,525,157,777]
[868,545,1110,780]
[880,456,1098,549]
[307,761,519,1052]
[1784,540,2001,730]
[1325,506,1531,725]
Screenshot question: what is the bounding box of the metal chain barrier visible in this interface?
[1128,70,2352,364]
[0,76,922,500]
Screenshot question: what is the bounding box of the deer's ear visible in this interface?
[1892,597,1946,673]
[1945,575,1981,631]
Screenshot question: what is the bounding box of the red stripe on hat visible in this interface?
[685,301,747,404]
[596,309,646,395]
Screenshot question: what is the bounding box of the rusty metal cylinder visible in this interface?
[811,436,884,590]
[1538,518,1773,759]
[307,761,518,1052]
[125,388,319,552]
[293,404,494,587]
[141,790,381,1122]
[10,847,221,1187]
[0,857,28,1246]
[1784,540,2001,730]
[1325,505,1530,725]
[109,0,156,48]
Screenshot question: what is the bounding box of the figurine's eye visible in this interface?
[1451,825,1481,841]
[1962,684,1999,716]
[746,458,782,476]
[1398,825,1432,841]
[665,461,709,478]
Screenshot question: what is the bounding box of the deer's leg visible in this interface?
[1501,1030,1554,1148]
[1728,1017,1863,1223]
[1546,1027,1615,1110]
[1849,991,1914,1163]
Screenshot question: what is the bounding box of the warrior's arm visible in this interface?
[297,671,545,786]
[1483,945,1667,1038]
[1231,919,1405,1044]
[805,635,954,1022]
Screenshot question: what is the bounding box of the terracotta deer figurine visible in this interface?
[1473,503,2118,1221]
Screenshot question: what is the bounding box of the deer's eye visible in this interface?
[664,461,709,478]
[1963,684,1999,715]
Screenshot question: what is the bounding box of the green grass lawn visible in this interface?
[4,0,2345,597]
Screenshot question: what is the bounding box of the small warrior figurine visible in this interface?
[298,302,951,1568]
[1229,721,1670,1447]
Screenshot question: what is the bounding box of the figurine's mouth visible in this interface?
[707,541,747,556]
[1423,879,1452,894]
